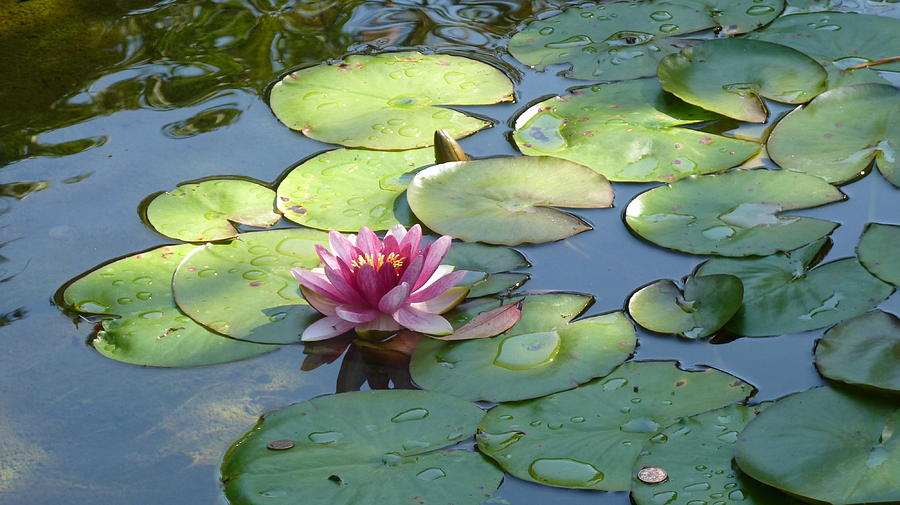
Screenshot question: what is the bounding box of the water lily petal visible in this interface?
[408,269,468,303]
[386,223,408,243]
[410,286,469,314]
[329,229,359,262]
[399,224,423,257]
[323,262,366,305]
[355,264,384,307]
[356,226,381,257]
[335,305,380,323]
[399,254,425,287]
[416,235,452,289]
[394,306,454,335]
[315,244,341,271]
[291,268,345,302]
[417,264,454,291]
[379,282,411,314]
[354,313,402,333]
[302,316,355,341]
[300,285,340,316]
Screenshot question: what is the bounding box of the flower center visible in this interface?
[350,252,406,273]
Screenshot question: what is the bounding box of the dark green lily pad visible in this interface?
[63,245,276,367]
[407,156,613,245]
[735,386,900,504]
[858,222,900,286]
[697,239,895,337]
[815,310,900,393]
[513,79,759,182]
[658,38,827,123]
[276,148,434,232]
[221,390,503,505]
[477,361,754,491]
[145,179,280,242]
[445,242,531,297]
[627,274,743,339]
[466,273,530,298]
[269,51,514,150]
[625,170,844,256]
[411,293,635,402]
[767,84,899,186]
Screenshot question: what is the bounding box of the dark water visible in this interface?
[0,1,897,504]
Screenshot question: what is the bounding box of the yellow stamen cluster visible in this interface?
[350,252,406,272]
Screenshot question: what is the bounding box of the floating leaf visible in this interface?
[735,386,900,504]
[466,273,530,298]
[513,79,759,182]
[221,390,503,505]
[815,310,900,393]
[411,293,636,402]
[145,179,280,242]
[625,169,844,256]
[477,361,754,491]
[628,274,743,339]
[445,242,531,297]
[62,245,276,367]
[858,222,900,286]
[276,148,434,232]
[407,157,613,245]
[269,51,514,150]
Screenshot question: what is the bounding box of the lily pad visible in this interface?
[507,0,783,81]
[269,51,514,150]
[445,242,531,297]
[144,179,280,242]
[815,310,900,393]
[466,273,530,298]
[625,170,844,256]
[627,274,743,339]
[513,79,760,182]
[657,38,827,123]
[407,156,613,245]
[476,361,754,491]
[411,293,636,402]
[62,245,276,367]
[221,390,503,505]
[767,84,899,186]
[173,229,328,344]
[858,222,900,286]
[276,148,434,232]
[697,239,895,337]
[735,386,900,504]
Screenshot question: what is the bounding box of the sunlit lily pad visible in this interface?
[221,390,503,505]
[173,229,328,344]
[411,293,636,402]
[625,170,844,256]
[815,310,900,393]
[145,179,280,242]
[857,222,900,286]
[276,148,434,231]
[477,361,754,491]
[269,51,514,149]
[407,157,613,245]
[735,386,900,504]
[513,79,760,182]
[658,39,827,122]
[63,245,276,367]
[627,274,743,339]
[697,239,895,337]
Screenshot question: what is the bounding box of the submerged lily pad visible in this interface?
[513,79,759,182]
[625,170,844,256]
[63,245,276,367]
[857,222,900,286]
[411,293,636,402]
[269,51,514,150]
[173,229,328,344]
[221,390,503,505]
[145,179,280,242]
[697,239,895,337]
[407,157,613,245]
[276,148,434,231]
[477,361,754,491]
[658,38,827,122]
[735,386,900,504]
[815,310,900,393]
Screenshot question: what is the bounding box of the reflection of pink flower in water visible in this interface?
[291,224,469,341]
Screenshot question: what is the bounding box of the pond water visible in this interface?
[0,1,898,504]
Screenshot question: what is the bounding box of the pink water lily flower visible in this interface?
[292,224,469,341]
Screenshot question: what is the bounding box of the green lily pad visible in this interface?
[445,242,531,297]
[221,390,503,505]
[276,148,434,232]
[173,229,328,344]
[858,222,900,286]
[658,38,827,123]
[815,310,900,393]
[767,84,899,186]
[466,273,530,298]
[697,239,895,337]
[513,79,760,182]
[145,179,280,242]
[735,386,900,504]
[411,293,636,402]
[625,170,844,256]
[476,361,754,491]
[507,0,783,81]
[62,245,276,367]
[627,274,743,339]
[407,156,613,245]
[269,51,514,150]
